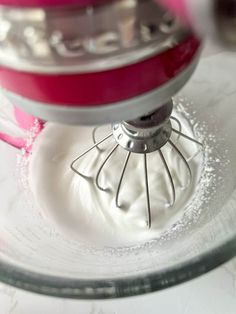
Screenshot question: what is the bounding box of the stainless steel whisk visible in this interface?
[71,101,202,228]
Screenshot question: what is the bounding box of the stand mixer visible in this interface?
[1,0,236,300]
[0,0,202,226]
[0,0,200,125]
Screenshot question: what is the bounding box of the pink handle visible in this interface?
[14,107,39,130]
[0,132,26,149]
[0,105,43,151]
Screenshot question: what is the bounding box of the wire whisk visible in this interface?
[71,103,202,228]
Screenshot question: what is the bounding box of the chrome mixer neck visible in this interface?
[112,101,173,154]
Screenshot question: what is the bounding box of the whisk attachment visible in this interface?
[70,101,203,228]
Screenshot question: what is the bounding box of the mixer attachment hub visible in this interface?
[112,102,173,154]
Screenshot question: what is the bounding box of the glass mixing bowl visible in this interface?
[1,47,236,299]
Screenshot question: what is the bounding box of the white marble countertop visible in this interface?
[1,259,236,314]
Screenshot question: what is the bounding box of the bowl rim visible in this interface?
[0,233,235,299]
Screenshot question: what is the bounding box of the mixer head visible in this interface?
[0,0,201,125]
[0,0,203,230]
[0,0,202,228]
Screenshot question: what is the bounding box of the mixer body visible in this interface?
[0,0,203,230]
[0,0,201,125]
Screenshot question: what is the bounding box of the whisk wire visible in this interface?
[172,128,203,146]
[158,149,176,206]
[168,139,192,187]
[92,126,104,152]
[115,151,131,208]
[70,133,113,178]
[144,153,151,228]
[95,144,119,191]
[170,116,182,141]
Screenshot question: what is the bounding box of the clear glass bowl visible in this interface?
[1,48,236,299]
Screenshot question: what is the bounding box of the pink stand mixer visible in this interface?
[0,0,236,300]
[0,0,200,125]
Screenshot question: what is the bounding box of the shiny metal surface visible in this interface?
[112,120,172,154]
[0,0,190,73]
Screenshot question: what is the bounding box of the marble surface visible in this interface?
[1,259,236,314]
